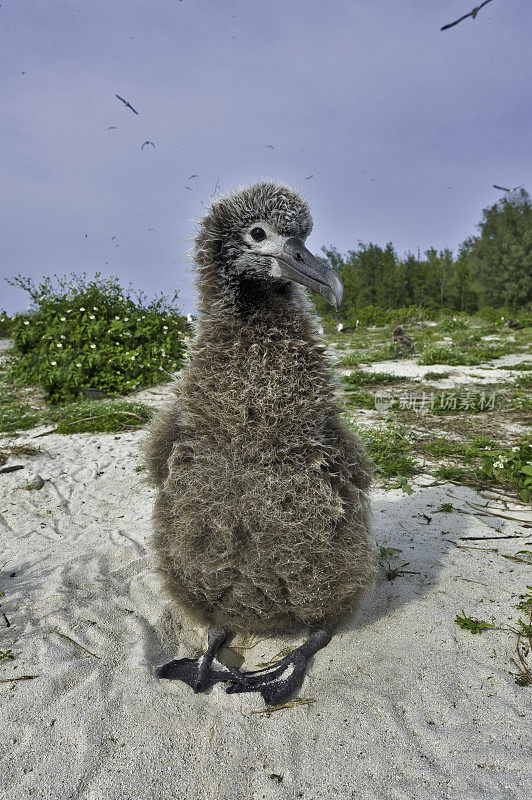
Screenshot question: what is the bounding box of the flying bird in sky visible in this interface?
[141,141,155,150]
[115,94,139,115]
[493,183,524,193]
[266,144,275,150]
[441,0,494,31]
[188,174,199,179]
[305,175,314,180]
[184,186,193,191]
[107,126,118,130]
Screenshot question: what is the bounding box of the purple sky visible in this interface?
[1,0,531,315]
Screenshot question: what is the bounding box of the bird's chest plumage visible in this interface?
[164,327,345,542]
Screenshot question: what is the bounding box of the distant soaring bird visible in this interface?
[441,0,494,31]
[115,94,139,114]
[493,183,524,194]
[141,141,155,150]
[188,174,199,179]
[305,175,314,180]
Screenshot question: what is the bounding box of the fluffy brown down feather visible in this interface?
[146,182,376,634]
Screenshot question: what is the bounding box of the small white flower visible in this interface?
[90,344,96,349]
[50,360,57,365]
[131,355,136,360]
[163,326,168,330]
[76,362,82,367]
[80,307,85,311]
[511,446,519,452]
[89,315,95,319]
[115,316,120,320]
[60,334,65,339]
[93,306,98,311]
[141,316,145,319]
[60,317,66,321]
[66,309,71,313]
[124,317,129,321]
[56,343,62,348]
[24,320,30,325]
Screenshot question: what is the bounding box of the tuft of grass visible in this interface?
[0,390,39,433]
[435,503,453,513]
[419,343,514,366]
[517,373,532,389]
[347,422,417,478]
[422,371,450,380]
[338,352,360,367]
[7,272,187,403]
[434,466,472,483]
[343,370,408,387]
[505,362,532,371]
[0,444,43,466]
[345,391,378,410]
[379,546,402,560]
[46,400,154,434]
[0,650,15,662]
[455,611,495,634]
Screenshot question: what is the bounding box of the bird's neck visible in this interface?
[180,276,335,440]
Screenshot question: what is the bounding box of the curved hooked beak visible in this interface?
[271,237,344,310]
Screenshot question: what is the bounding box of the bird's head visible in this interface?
[194,181,343,310]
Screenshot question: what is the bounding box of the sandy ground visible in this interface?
[1,375,531,800]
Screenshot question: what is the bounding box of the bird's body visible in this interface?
[393,325,415,356]
[149,291,373,634]
[147,182,375,702]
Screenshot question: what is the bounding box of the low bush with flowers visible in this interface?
[478,441,532,502]
[7,272,188,403]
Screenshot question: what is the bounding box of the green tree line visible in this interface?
[316,189,532,320]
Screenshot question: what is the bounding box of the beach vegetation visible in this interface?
[6,272,187,403]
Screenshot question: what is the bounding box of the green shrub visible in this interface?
[477,441,532,502]
[7,273,187,403]
[476,307,506,323]
[0,310,13,338]
[439,317,469,332]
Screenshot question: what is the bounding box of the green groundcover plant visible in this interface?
[477,441,532,502]
[7,273,187,402]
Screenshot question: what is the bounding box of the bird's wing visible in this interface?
[441,11,474,30]
[493,185,510,191]
[145,398,187,486]
[479,0,494,11]
[324,414,373,492]
[115,94,126,104]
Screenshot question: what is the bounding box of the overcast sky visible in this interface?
[1,0,530,315]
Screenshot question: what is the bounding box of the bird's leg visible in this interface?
[225,627,332,706]
[156,626,243,693]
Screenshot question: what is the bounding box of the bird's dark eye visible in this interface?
[251,227,266,242]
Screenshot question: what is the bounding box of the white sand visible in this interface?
[1,386,531,799]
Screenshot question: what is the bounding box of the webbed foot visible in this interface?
[156,626,240,693]
[225,627,332,706]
